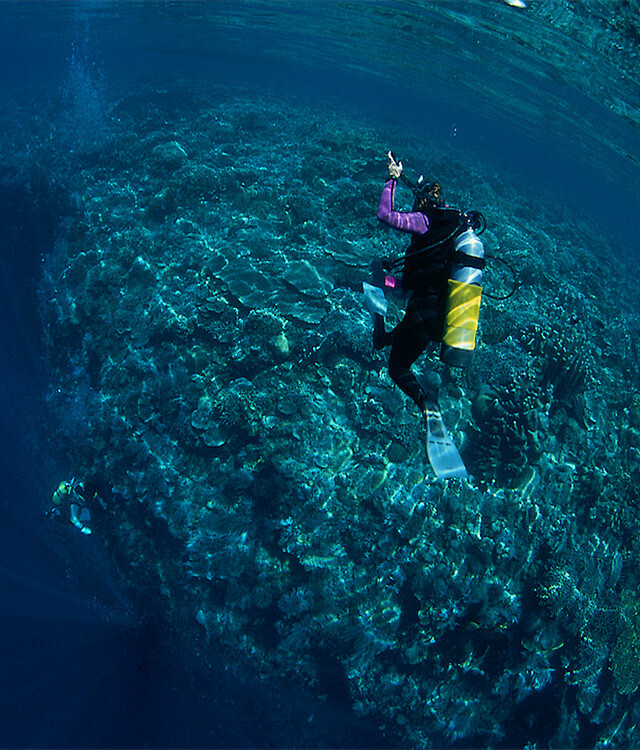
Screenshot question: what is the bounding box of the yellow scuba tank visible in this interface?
[52,481,71,506]
[441,227,485,368]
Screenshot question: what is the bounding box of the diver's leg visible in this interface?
[373,314,393,350]
[70,502,92,534]
[388,297,432,408]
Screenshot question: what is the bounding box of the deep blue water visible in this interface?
[1,1,640,747]
[0,174,389,742]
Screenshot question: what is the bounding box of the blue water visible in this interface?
[0,186,388,741]
[1,1,639,747]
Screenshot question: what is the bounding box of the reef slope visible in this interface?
[16,83,640,747]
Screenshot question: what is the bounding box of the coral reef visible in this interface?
[7,80,639,747]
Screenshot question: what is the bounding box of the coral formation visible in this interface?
[612,591,640,695]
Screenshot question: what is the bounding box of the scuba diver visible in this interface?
[364,152,486,479]
[46,478,105,535]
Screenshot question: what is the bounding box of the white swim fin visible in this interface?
[362,281,388,321]
[424,402,468,480]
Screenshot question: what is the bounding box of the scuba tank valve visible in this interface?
[441,227,485,368]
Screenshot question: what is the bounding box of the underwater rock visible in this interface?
[274,299,329,325]
[283,259,332,298]
[612,591,640,695]
[276,392,302,417]
[129,255,155,283]
[152,140,189,170]
[177,163,218,201]
[244,309,282,336]
[387,440,411,464]
[201,424,228,448]
[226,266,277,309]
[272,332,290,357]
[146,187,178,221]
[186,345,209,374]
[471,384,500,422]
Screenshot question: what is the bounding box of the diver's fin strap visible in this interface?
[424,405,468,480]
[362,281,388,320]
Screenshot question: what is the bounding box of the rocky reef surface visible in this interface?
[8,81,640,747]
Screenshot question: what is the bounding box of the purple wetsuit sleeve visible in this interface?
[377,179,429,234]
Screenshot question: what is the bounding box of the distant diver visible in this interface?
[364,151,487,479]
[46,478,106,535]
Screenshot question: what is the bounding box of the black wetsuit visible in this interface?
[382,206,462,408]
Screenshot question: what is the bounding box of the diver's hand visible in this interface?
[387,151,403,180]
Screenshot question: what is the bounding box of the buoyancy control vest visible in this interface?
[402,206,461,295]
